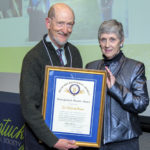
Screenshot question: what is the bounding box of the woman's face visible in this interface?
[99,33,123,59]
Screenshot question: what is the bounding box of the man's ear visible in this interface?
[45,17,51,29]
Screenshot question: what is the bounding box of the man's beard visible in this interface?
[50,31,71,47]
[53,36,68,47]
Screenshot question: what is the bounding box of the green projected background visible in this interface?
[0,0,150,75]
[0,44,150,80]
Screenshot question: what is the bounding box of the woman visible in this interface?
[85,20,149,150]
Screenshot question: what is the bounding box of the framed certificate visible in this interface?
[42,66,106,148]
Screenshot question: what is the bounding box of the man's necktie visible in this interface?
[56,48,64,65]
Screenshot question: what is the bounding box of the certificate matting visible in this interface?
[42,66,106,148]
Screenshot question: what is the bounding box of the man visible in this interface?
[20,3,82,150]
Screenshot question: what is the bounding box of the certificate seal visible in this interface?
[69,84,80,96]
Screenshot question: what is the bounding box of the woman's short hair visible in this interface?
[98,19,124,42]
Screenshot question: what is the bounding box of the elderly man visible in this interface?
[20,3,82,150]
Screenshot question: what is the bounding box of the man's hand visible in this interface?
[105,66,115,89]
[54,139,79,150]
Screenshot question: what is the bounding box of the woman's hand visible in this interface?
[105,66,116,89]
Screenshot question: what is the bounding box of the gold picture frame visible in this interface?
[42,66,106,148]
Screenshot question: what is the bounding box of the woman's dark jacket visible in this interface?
[86,53,149,144]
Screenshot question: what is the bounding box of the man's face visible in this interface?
[46,8,74,48]
[99,33,123,59]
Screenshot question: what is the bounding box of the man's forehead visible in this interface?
[54,9,74,21]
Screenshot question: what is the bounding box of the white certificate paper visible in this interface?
[52,78,95,135]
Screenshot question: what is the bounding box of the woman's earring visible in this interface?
[120,44,123,48]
